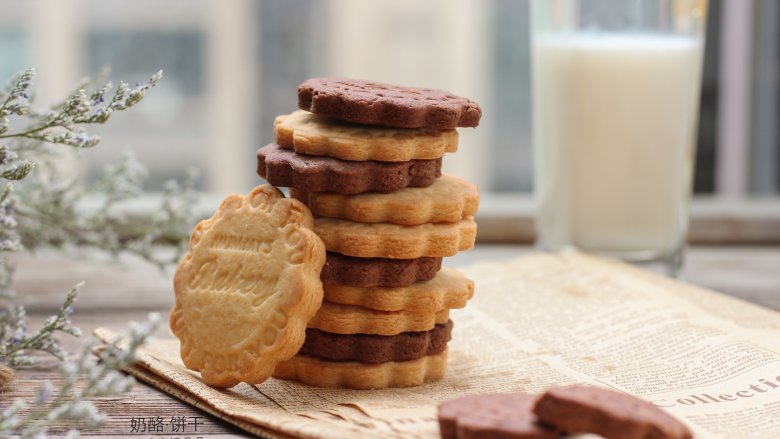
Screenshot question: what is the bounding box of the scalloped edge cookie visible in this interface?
[308,301,450,335]
[292,174,479,225]
[321,252,443,288]
[298,77,481,129]
[438,393,559,439]
[300,319,452,363]
[170,185,325,387]
[274,110,458,162]
[324,267,474,312]
[257,143,442,194]
[273,349,448,389]
[314,216,477,259]
[534,385,693,439]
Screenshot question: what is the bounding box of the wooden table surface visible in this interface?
[5,245,780,438]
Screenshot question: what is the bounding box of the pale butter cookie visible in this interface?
[324,267,474,313]
[308,300,450,336]
[291,174,479,225]
[274,110,458,162]
[314,216,477,259]
[273,350,448,389]
[170,185,325,387]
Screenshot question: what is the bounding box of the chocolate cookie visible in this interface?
[257,143,442,194]
[321,252,442,287]
[533,385,692,439]
[298,78,482,129]
[438,393,558,439]
[300,320,452,363]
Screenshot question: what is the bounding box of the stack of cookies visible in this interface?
[257,78,482,389]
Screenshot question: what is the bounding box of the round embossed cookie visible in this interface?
[438,393,559,439]
[170,185,325,387]
[300,320,453,363]
[321,252,443,288]
[257,143,442,194]
[275,110,458,162]
[291,174,480,225]
[298,77,482,129]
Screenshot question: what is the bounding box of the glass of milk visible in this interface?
[532,0,707,276]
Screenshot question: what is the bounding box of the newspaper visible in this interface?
[95,252,780,439]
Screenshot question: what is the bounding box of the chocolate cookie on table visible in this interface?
[256,143,441,194]
[438,393,558,439]
[533,385,693,439]
[298,77,482,129]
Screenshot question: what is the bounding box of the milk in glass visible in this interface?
[533,33,703,259]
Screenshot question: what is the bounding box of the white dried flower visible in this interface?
[35,381,54,405]
[3,314,159,437]
[0,67,192,438]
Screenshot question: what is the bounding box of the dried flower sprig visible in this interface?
[0,68,181,296]
[0,67,196,437]
[0,283,81,368]
[13,151,198,270]
[0,184,20,296]
[0,313,160,438]
[0,68,162,149]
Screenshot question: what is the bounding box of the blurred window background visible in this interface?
[0,0,777,199]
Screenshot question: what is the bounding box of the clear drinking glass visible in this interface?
[531,0,708,276]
